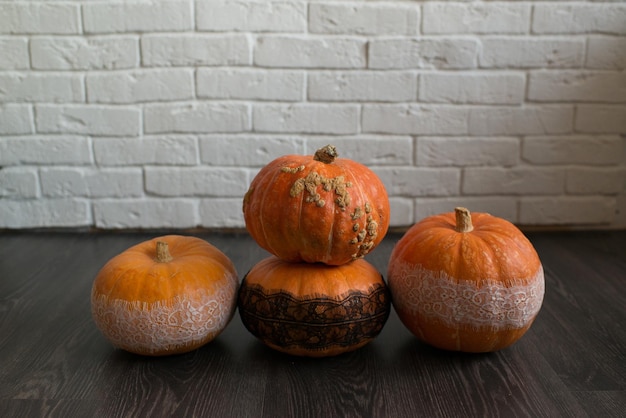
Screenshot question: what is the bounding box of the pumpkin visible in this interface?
[243,144,390,265]
[91,235,239,356]
[387,207,544,353]
[238,256,391,357]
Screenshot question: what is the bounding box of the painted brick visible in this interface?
[144,103,250,134]
[417,137,519,167]
[0,104,33,135]
[84,0,193,34]
[586,37,626,70]
[31,37,139,70]
[533,4,626,35]
[255,36,366,69]
[374,167,460,197]
[528,71,626,103]
[369,38,479,70]
[0,199,90,228]
[93,136,198,166]
[309,3,418,35]
[0,38,29,69]
[480,38,585,68]
[197,0,306,32]
[0,73,84,103]
[199,198,245,228]
[40,168,143,198]
[93,199,197,229]
[423,2,530,34]
[522,135,624,165]
[0,167,39,198]
[419,72,525,104]
[0,3,80,34]
[463,167,565,195]
[199,136,305,166]
[308,71,417,102]
[197,69,304,101]
[36,105,141,136]
[141,34,250,67]
[305,137,414,166]
[566,168,625,195]
[253,104,359,134]
[415,198,518,224]
[469,106,574,136]
[87,69,194,103]
[519,197,616,225]
[0,136,91,166]
[362,105,469,135]
[575,105,626,133]
[145,167,248,197]
[1,0,625,231]
[389,197,414,227]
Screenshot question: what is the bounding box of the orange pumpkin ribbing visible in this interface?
[243,145,390,265]
[389,210,542,287]
[93,236,235,304]
[244,256,385,298]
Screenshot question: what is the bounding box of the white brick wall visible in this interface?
[31,37,139,70]
[1,0,625,230]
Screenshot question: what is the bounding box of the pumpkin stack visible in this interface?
[240,145,392,357]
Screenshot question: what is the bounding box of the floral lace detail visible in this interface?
[390,262,544,330]
[92,277,238,355]
[238,283,390,352]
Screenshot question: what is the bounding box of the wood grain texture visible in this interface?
[0,230,624,417]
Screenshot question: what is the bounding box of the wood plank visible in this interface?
[527,231,626,393]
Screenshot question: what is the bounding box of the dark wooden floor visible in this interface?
[0,230,624,418]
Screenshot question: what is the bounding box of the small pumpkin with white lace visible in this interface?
[387,207,545,353]
[91,235,239,356]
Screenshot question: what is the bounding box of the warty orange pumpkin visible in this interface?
[238,256,391,357]
[91,235,239,356]
[242,145,390,265]
[387,207,545,353]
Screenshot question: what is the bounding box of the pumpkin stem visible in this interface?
[455,207,474,233]
[156,241,174,263]
[313,145,338,164]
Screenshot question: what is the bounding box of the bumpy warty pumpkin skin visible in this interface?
[238,256,391,357]
[243,145,390,265]
[91,235,239,356]
[387,208,545,353]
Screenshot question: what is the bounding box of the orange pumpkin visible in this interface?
[387,207,544,353]
[238,256,391,357]
[91,235,239,356]
[243,145,390,265]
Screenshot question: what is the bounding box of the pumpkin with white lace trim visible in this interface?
[91,235,238,356]
[387,207,545,353]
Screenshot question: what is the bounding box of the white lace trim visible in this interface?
[389,262,544,330]
[92,278,237,355]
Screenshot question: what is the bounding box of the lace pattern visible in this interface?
[390,262,544,330]
[238,283,390,352]
[92,278,237,355]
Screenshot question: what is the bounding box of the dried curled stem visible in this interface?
[313,145,338,164]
